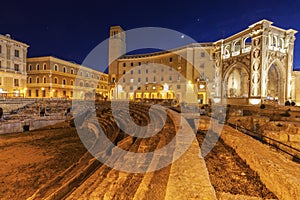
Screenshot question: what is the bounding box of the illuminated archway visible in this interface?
[224,64,249,98]
[266,62,285,103]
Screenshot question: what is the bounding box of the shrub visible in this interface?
[285,101,291,106]
[260,104,266,109]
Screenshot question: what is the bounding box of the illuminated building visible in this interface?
[0,34,29,97]
[108,20,298,105]
[26,56,109,100]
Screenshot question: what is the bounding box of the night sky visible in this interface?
[1,0,300,71]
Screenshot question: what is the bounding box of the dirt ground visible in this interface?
[196,130,278,199]
[0,123,87,200]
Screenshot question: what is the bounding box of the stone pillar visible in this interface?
[213,40,223,103]
[286,29,297,101]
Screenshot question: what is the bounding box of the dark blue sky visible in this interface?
[1,0,300,70]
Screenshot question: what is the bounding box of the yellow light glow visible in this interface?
[200,84,205,89]
[188,80,192,84]
[41,87,45,91]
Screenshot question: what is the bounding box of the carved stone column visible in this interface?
[213,40,223,103]
[286,29,297,100]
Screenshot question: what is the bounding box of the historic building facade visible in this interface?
[26,56,109,100]
[108,20,298,105]
[0,34,29,97]
[108,26,215,104]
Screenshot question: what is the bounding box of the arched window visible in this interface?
[43,64,47,70]
[54,77,58,84]
[36,64,40,70]
[63,67,66,73]
[36,77,40,83]
[70,69,74,74]
[62,79,66,85]
[279,38,285,49]
[70,80,74,85]
[79,81,83,87]
[80,71,83,76]
[43,77,47,83]
[54,64,58,71]
[28,65,32,71]
[86,72,89,77]
[28,77,32,83]
[272,35,278,47]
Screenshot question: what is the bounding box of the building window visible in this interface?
[36,77,40,83]
[80,82,83,87]
[14,79,19,87]
[28,90,31,97]
[177,85,181,89]
[130,78,134,83]
[80,71,83,76]
[201,52,205,58]
[131,62,134,67]
[0,45,2,54]
[138,69,141,74]
[146,69,148,74]
[138,78,141,82]
[71,91,73,97]
[153,77,156,82]
[63,91,66,97]
[86,72,89,77]
[43,77,47,83]
[15,50,19,57]
[54,78,58,84]
[14,64,19,71]
[169,57,173,62]
[35,90,39,97]
[123,70,126,74]
[123,78,125,83]
[169,76,172,81]
[36,64,40,70]
[146,77,148,82]
[29,65,32,71]
[138,62,141,66]
[161,77,164,81]
[70,69,74,74]
[54,64,58,71]
[43,64,47,70]
[123,63,126,67]
[130,70,133,74]
[70,80,73,85]
[62,79,66,85]
[42,90,46,97]
[91,74,94,78]
[29,77,32,83]
[63,67,66,73]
